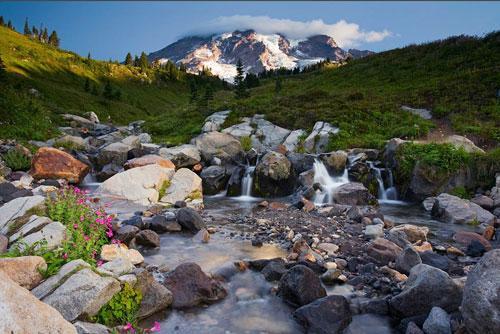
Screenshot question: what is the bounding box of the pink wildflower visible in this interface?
[62,253,68,260]
[74,187,80,194]
[123,323,135,333]
[84,235,90,241]
[111,239,121,244]
[96,210,102,216]
[97,260,104,267]
[150,322,161,332]
[106,229,114,238]
[80,215,84,222]
[73,223,79,229]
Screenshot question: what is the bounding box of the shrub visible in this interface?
[240,136,252,151]
[94,283,142,327]
[450,186,471,199]
[1,148,31,171]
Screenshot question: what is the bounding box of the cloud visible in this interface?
[197,15,391,48]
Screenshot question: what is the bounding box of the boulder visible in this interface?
[200,165,228,195]
[333,182,376,205]
[0,271,77,334]
[74,321,109,334]
[100,244,144,265]
[96,163,121,182]
[367,238,402,265]
[443,135,484,153]
[432,193,495,225]
[97,164,175,205]
[470,195,494,210]
[135,268,173,319]
[422,306,451,334]
[261,260,288,281]
[124,154,175,170]
[159,144,201,168]
[251,116,291,150]
[160,168,203,206]
[222,122,254,138]
[322,151,348,174]
[15,221,66,251]
[202,110,231,133]
[390,264,462,317]
[42,268,121,321]
[99,258,135,277]
[287,152,316,174]
[283,129,307,152]
[115,225,139,243]
[0,195,46,234]
[453,231,492,251]
[62,113,94,128]
[294,295,352,334]
[97,142,131,168]
[176,207,206,233]
[163,262,227,308]
[135,229,160,248]
[422,197,436,211]
[254,151,295,197]
[30,147,90,183]
[461,249,500,334]
[390,224,429,243]
[0,256,47,289]
[54,135,85,150]
[149,215,181,233]
[303,121,339,153]
[192,131,244,163]
[9,215,52,243]
[395,246,422,275]
[278,265,327,307]
[226,166,245,196]
[364,224,384,239]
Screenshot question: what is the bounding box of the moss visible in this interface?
[240,136,252,151]
[1,148,31,171]
[187,189,203,200]
[157,179,171,199]
[53,139,84,151]
[449,186,472,199]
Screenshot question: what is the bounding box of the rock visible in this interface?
[420,251,450,271]
[254,151,295,197]
[261,259,287,281]
[453,231,492,251]
[278,265,327,307]
[251,115,292,150]
[135,268,173,319]
[0,234,7,253]
[470,195,494,210]
[0,195,45,234]
[283,129,307,152]
[367,238,402,265]
[163,262,227,308]
[54,135,85,150]
[333,182,377,205]
[395,246,422,275]
[150,215,181,233]
[0,271,77,334]
[322,151,348,174]
[466,240,486,257]
[100,244,144,265]
[287,153,316,174]
[482,225,495,240]
[97,142,131,168]
[431,193,495,225]
[96,163,121,182]
[9,215,52,243]
[390,224,429,243]
[192,131,244,163]
[62,113,94,127]
[222,122,254,139]
[401,105,432,120]
[74,321,109,334]
[30,147,90,184]
[32,259,91,299]
[42,268,120,321]
[422,197,436,211]
[124,154,175,170]
[422,306,451,334]
[88,111,99,124]
[406,322,425,334]
[294,295,352,334]
[461,249,500,334]
[364,224,384,239]
[303,121,339,153]
[159,144,201,168]
[176,207,206,233]
[380,266,408,282]
[317,242,339,255]
[320,269,342,285]
[115,225,139,243]
[443,135,484,153]
[202,110,231,133]
[16,221,66,251]
[0,256,47,289]
[135,229,160,248]
[160,168,203,206]
[121,135,141,149]
[390,264,462,317]
[193,228,210,243]
[99,258,135,277]
[0,156,12,178]
[200,165,228,195]
[97,164,175,205]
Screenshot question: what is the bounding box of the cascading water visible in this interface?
[237,155,260,201]
[313,159,349,204]
[368,162,398,201]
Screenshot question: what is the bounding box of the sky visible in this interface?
[1,1,499,61]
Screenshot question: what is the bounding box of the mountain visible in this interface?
[149,30,373,81]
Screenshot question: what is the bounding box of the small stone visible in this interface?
[135,229,160,248]
[423,306,451,334]
[193,228,210,243]
[317,242,339,255]
[446,246,465,257]
[364,224,384,239]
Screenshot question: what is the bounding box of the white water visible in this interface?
[313,159,349,204]
[368,162,403,204]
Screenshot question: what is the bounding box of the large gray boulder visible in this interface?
[97,142,131,168]
[461,249,500,334]
[200,165,228,195]
[42,268,121,321]
[0,195,45,234]
[158,144,201,168]
[192,131,244,163]
[135,268,173,319]
[293,295,352,334]
[253,151,295,197]
[303,121,339,153]
[390,264,462,317]
[283,129,307,152]
[332,182,377,206]
[9,215,52,243]
[160,168,203,207]
[252,116,291,150]
[431,193,495,225]
[202,110,231,133]
[0,271,77,334]
[15,221,66,251]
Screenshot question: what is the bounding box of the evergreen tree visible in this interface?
[124,52,133,66]
[0,16,4,27]
[23,18,31,36]
[244,73,260,88]
[234,59,247,99]
[42,28,49,43]
[189,80,198,103]
[103,80,113,99]
[87,52,91,60]
[275,77,282,95]
[7,20,13,30]
[32,26,38,38]
[179,63,187,72]
[139,52,149,70]
[91,84,99,96]
[84,78,90,92]
[48,30,60,47]
[133,55,139,67]
[0,55,7,81]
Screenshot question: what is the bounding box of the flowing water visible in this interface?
[313,159,349,204]
[368,162,399,203]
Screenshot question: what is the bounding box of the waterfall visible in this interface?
[241,165,256,198]
[368,162,398,201]
[313,159,349,204]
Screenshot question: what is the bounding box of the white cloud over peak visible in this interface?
[201,15,391,48]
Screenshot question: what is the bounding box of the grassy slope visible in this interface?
[214,32,500,149]
[0,26,206,145]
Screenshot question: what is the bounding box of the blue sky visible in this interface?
[1,1,499,61]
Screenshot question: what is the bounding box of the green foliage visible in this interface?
[94,283,142,327]
[158,179,171,199]
[240,135,252,151]
[234,59,248,99]
[450,186,472,199]
[1,148,31,171]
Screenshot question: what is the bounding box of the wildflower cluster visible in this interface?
[46,186,114,267]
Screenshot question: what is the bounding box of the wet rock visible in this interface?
[115,225,139,244]
[42,268,121,321]
[31,147,90,183]
[294,295,352,334]
[465,240,486,257]
[406,322,424,334]
[420,251,449,272]
[261,259,287,281]
[160,168,203,207]
[150,215,181,233]
[390,224,429,243]
[390,264,462,317]
[135,229,160,248]
[366,238,402,265]
[134,268,173,319]
[278,264,327,307]
[122,215,147,229]
[320,269,342,285]
[96,163,121,182]
[453,231,492,251]
[395,246,422,275]
[0,195,45,234]
[0,271,77,334]
[193,228,210,243]
[422,197,436,211]
[163,262,227,308]
[0,256,47,289]
[226,166,245,196]
[333,182,377,205]
[100,244,144,265]
[461,249,500,334]
[254,151,295,197]
[322,151,348,174]
[422,306,451,334]
[176,207,206,233]
[200,166,228,195]
[74,321,109,334]
[346,205,363,223]
[159,144,201,168]
[193,131,244,163]
[287,153,316,175]
[124,154,175,170]
[431,193,495,225]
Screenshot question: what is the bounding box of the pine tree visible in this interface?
[124,52,133,66]
[91,84,99,96]
[87,52,91,60]
[0,55,7,81]
[42,28,49,43]
[189,80,198,103]
[103,80,113,99]
[0,16,4,27]
[84,78,90,92]
[7,20,13,30]
[48,30,60,47]
[23,18,31,36]
[234,59,247,99]
[275,77,282,95]
[133,55,139,67]
[139,52,148,70]
[32,26,38,38]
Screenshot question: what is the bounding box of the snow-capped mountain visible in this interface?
[148,30,373,81]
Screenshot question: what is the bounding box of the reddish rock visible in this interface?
[302,198,316,213]
[192,163,203,174]
[257,200,269,208]
[30,147,89,183]
[276,144,288,155]
[482,225,495,241]
[453,231,492,251]
[367,238,402,265]
[269,202,288,210]
[124,155,175,170]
